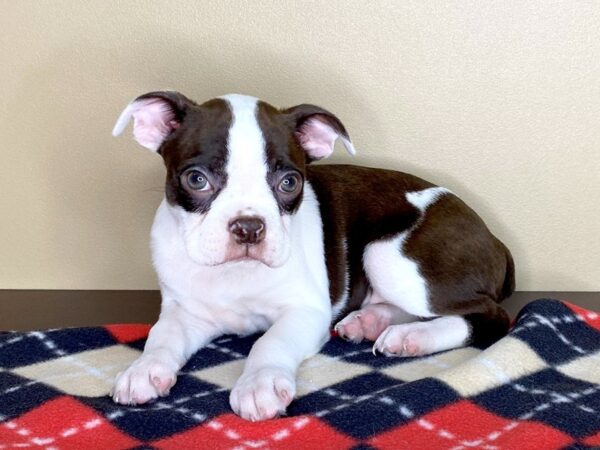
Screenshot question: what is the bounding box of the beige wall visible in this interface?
[2,1,599,291]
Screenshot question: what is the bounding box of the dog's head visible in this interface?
[113,92,355,267]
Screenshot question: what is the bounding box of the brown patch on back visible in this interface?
[307,164,434,314]
[309,164,514,337]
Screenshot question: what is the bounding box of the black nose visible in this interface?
[229,217,266,245]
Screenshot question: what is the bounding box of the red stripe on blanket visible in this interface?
[583,429,600,446]
[564,302,600,332]
[152,413,356,450]
[0,396,139,449]
[104,323,151,343]
[369,400,573,450]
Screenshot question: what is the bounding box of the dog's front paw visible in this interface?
[111,355,177,405]
[230,367,296,421]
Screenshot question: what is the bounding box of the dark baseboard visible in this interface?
[0,290,598,331]
[0,290,160,331]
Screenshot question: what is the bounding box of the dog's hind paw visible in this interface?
[335,303,406,343]
[372,323,433,357]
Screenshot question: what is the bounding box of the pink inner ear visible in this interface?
[131,99,178,151]
[297,118,339,160]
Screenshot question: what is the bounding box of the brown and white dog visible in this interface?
[111,92,514,421]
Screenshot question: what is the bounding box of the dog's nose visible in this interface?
[229,217,266,245]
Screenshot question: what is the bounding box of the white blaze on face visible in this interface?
[171,94,292,267]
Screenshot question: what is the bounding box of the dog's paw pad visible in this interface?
[373,323,433,357]
[358,308,392,341]
[112,356,177,405]
[335,304,399,343]
[334,311,364,342]
[230,367,296,421]
[151,374,175,393]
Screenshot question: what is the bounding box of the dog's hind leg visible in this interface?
[371,301,509,357]
[356,191,512,356]
[335,295,418,343]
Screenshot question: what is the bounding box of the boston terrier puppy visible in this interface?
[111,92,514,421]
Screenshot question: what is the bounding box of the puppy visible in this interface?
[111,92,514,421]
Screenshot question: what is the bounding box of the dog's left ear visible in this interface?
[283,104,356,162]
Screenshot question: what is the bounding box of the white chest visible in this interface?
[149,184,331,335]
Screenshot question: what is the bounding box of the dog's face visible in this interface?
[113,92,355,267]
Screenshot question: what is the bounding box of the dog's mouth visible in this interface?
[204,243,278,268]
[182,221,291,268]
[227,245,261,263]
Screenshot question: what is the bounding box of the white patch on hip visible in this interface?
[405,187,450,211]
[363,186,450,317]
[179,94,291,267]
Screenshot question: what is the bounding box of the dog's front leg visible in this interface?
[230,306,331,421]
[112,300,218,405]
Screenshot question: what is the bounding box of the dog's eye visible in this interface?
[184,170,210,191]
[278,173,301,194]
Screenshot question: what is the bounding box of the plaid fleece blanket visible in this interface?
[1,299,599,449]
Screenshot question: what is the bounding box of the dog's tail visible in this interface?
[500,244,516,302]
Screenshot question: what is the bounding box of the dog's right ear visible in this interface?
[112,91,195,152]
[282,104,356,163]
